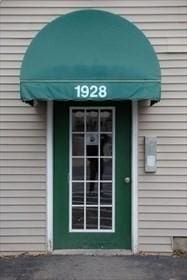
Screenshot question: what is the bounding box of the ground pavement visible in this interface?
[0,254,187,280]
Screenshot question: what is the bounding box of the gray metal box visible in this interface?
[144,137,157,173]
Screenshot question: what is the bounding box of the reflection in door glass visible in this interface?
[72,134,84,156]
[100,159,112,180]
[100,183,112,205]
[72,158,84,180]
[86,110,98,131]
[100,134,112,156]
[72,207,84,229]
[72,183,84,205]
[86,207,98,229]
[100,110,112,132]
[72,110,84,131]
[70,108,114,232]
[86,183,98,205]
[86,158,98,181]
[100,207,112,229]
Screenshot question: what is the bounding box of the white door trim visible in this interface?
[47,101,53,251]
[47,101,139,253]
[131,101,139,254]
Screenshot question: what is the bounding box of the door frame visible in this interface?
[46,101,138,253]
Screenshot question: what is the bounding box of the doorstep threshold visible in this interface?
[52,249,133,256]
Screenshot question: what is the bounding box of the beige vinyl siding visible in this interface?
[0,0,187,253]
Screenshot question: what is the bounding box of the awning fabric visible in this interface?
[20,10,161,102]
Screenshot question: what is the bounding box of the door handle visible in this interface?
[124,177,130,183]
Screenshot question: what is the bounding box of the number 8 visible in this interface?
[99,85,107,98]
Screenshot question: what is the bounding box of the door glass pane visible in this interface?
[100,207,112,229]
[72,207,84,229]
[72,183,84,205]
[86,133,98,156]
[86,158,98,181]
[100,159,112,180]
[100,183,112,205]
[86,183,98,205]
[72,110,84,132]
[72,134,84,156]
[100,110,112,132]
[86,207,98,229]
[100,134,112,156]
[72,158,84,180]
[86,110,98,131]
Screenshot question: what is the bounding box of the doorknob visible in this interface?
[124,177,130,183]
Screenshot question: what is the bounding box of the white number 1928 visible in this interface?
[74,85,107,98]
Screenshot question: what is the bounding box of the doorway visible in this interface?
[53,102,131,249]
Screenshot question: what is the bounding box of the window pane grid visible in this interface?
[70,108,114,232]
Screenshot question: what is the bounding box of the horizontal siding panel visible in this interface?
[0,220,46,227]
[1,6,187,16]
[162,84,187,91]
[0,130,46,137]
[139,205,187,213]
[0,236,46,243]
[0,197,46,206]
[0,106,43,115]
[139,131,187,137]
[139,244,172,252]
[139,182,187,190]
[0,98,32,106]
[139,236,171,244]
[139,175,187,183]
[139,190,187,198]
[0,137,46,144]
[0,228,45,236]
[0,122,45,130]
[139,198,187,206]
[2,0,187,8]
[0,152,46,160]
[139,221,187,229]
[139,137,187,145]
[0,145,46,152]
[0,190,45,197]
[139,107,187,115]
[0,175,46,182]
[139,152,187,160]
[0,53,24,60]
[0,114,45,122]
[140,228,187,237]
[139,144,187,152]
[0,160,46,167]
[139,167,187,175]
[139,213,187,221]
[0,167,46,174]
[0,205,46,212]
[139,161,187,168]
[139,114,187,122]
[142,99,187,107]
[0,243,46,252]
[162,92,187,99]
[0,212,46,221]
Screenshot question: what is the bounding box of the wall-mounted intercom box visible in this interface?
[144,137,157,173]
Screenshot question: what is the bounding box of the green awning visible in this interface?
[20,10,161,102]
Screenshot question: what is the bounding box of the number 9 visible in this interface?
[81,85,89,98]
